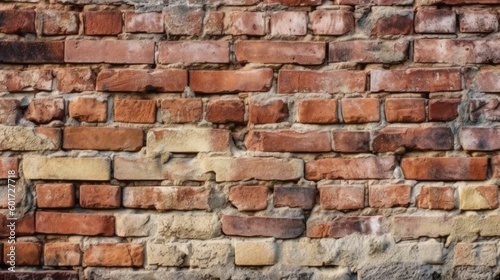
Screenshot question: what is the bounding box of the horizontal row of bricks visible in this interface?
[1,39,499,65]
[19,183,500,211]
[5,154,500,181]
[1,8,498,37]
[2,68,499,94]
[0,97,466,125]
[3,125,500,152]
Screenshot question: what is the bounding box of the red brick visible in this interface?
[306,156,395,180]
[80,185,121,209]
[0,10,35,34]
[164,7,203,35]
[204,11,224,35]
[161,98,203,123]
[36,212,115,236]
[372,127,454,152]
[84,11,122,35]
[123,186,209,210]
[206,99,245,123]
[44,243,81,266]
[124,12,163,33]
[415,9,456,33]
[114,99,156,123]
[278,70,366,93]
[245,130,331,152]
[55,68,95,93]
[65,40,154,64]
[414,39,500,64]
[25,99,65,124]
[330,40,408,64]
[63,127,143,151]
[190,69,273,94]
[369,185,411,208]
[97,69,187,92]
[493,156,500,178]
[470,99,500,122]
[297,99,338,124]
[459,9,498,33]
[235,41,325,65]
[332,131,370,153]
[0,99,19,125]
[429,99,461,121]
[273,186,316,209]
[385,98,426,123]
[307,216,383,238]
[319,185,365,210]
[83,244,143,267]
[221,215,304,238]
[471,70,500,93]
[0,158,18,179]
[36,183,75,208]
[341,98,380,123]
[249,100,288,124]
[226,12,265,35]
[270,12,307,36]
[266,0,321,5]
[0,41,64,63]
[401,157,488,181]
[0,213,35,237]
[0,69,52,92]
[229,186,268,211]
[3,242,41,266]
[372,14,413,36]
[41,11,79,35]
[158,41,230,64]
[371,68,462,92]
[460,127,500,151]
[417,186,455,210]
[309,10,354,35]
[69,97,107,123]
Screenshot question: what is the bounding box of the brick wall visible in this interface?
[0,0,499,279]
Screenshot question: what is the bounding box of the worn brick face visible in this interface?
[84,11,122,35]
[0,10,36,34]
[114,99,156,123]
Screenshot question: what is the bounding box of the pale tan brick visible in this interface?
[234,240,276,266]
[23,156,110,181]
[459,185,498,210]
[147,128,231,155]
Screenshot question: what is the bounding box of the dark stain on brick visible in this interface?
[0,41,64,64]
[372,14,413,36]
[0,10,36,34]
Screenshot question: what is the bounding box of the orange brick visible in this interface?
[114,99,156,123]
[161,98,203,123]
[341,98,380,123]
[320,185,365,210]
[36,183,75,208]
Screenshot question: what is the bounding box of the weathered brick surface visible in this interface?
[36,212,115,236]
[306,157,395,180]
[63,127,143,151]
[6,0,500,276]
[235,41,325,65]
[97,69,187,92]
[69,97,107,122]
[36,183,75,208]
[123,186,209,210]
[401,157,488,181]
[245,130,331,152]
[0,69,52,92]
[114,99,156,123]
[83,244,144,267]
[65,40,155,64]
[190,69,273,93]
[221,215,304,238]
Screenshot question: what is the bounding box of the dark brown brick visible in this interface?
[0,10,36,34]
[273,186,316,209]
[221,215,304,239]
[0,42,64,64]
